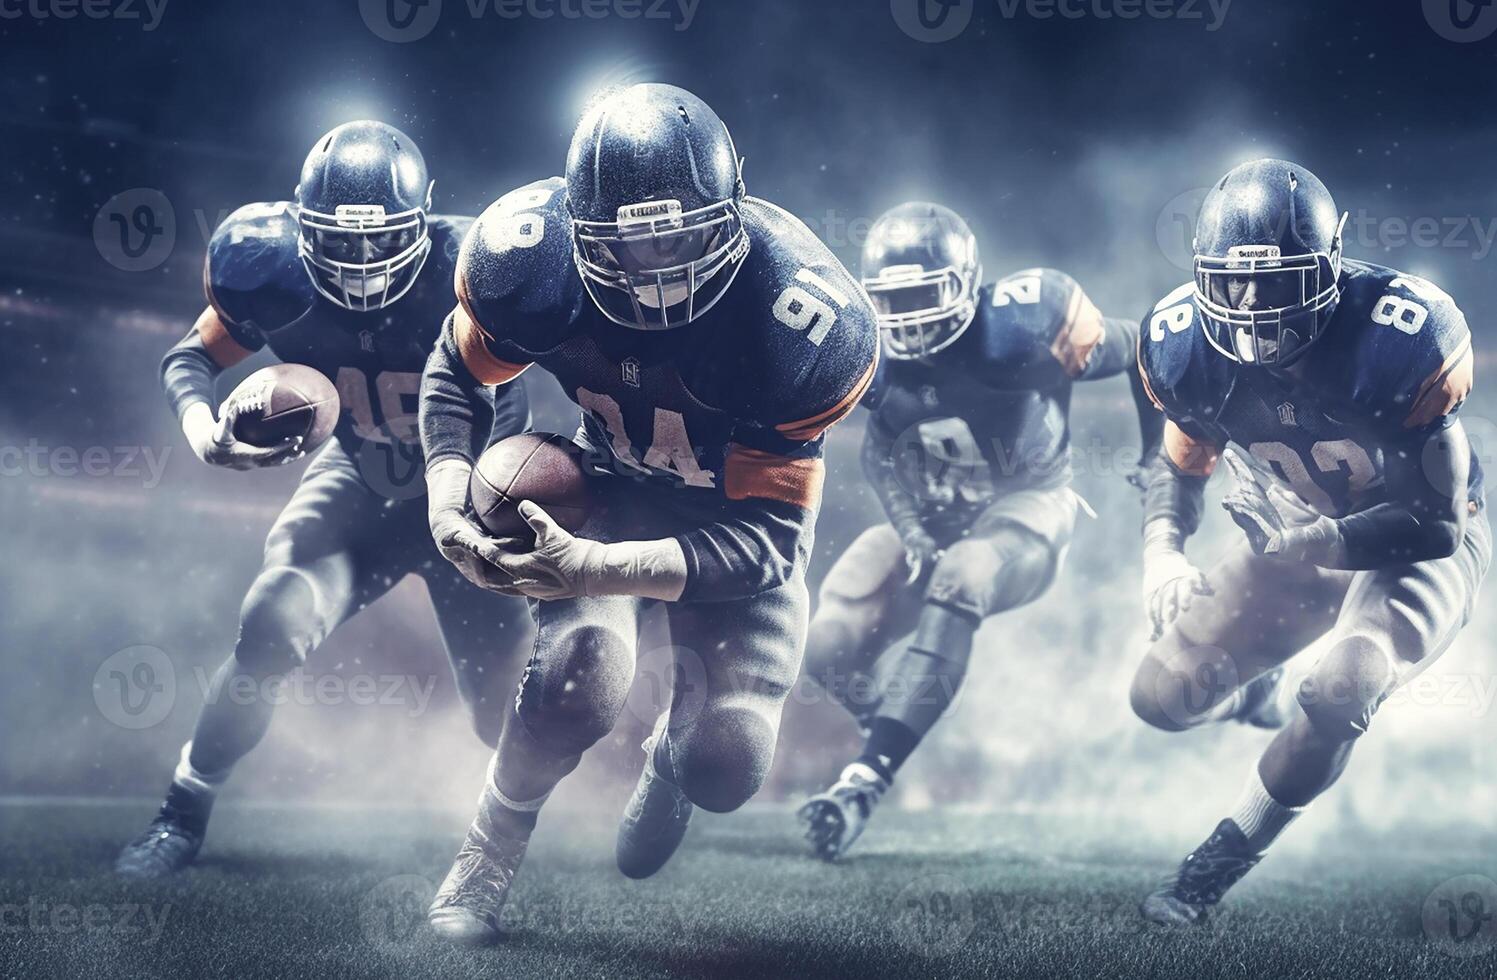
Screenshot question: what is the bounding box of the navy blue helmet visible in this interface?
[295,121,434,312]
[861,202,981,360]
[1193,158,1348,367]
[565,84,749,330]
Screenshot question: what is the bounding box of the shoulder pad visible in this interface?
[1137,282,1220,421]
[204,202,314,334]
[726,198,880,433]
[456,178,582,358]
[1331,262,1473,432]
[974,268,1096,376]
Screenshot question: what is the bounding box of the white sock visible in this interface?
[1229,767,1305,853]
[172,741,229,797]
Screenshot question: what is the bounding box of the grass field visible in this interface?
[3,799,1495,979]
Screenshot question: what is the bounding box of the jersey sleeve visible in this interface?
[202,202,312,362]
[451,178,577,385]
[1345,275,1474,436]
[975,268,1115,386]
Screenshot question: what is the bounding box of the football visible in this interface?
[224,364,340,450]
[469,432,592,542]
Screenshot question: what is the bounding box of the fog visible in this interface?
[3,0,1495,853]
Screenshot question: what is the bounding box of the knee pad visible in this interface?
[516,624,633,755]
[671,708,778,813]
[1297,633,1398,740]
[233,567,322,676]
[1129,635,1240,733]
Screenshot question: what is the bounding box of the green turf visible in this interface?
[2,800,1495,979]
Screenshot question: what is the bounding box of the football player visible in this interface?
[114,122,532,879]
[1132,159,1488,925]
[417,83,879,944]
[796,202,1164,859]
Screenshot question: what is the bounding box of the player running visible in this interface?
[115,122,532,879]
[796,202,1162,859]
[416,84,879,945]
[1131,159,1488,925]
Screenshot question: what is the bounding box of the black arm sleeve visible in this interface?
[160,328,223,421]
[1142,451,1209,536]
[860,413,924,540]
[419,313,499,469]
[1332,423,1469,569]
[676,497,815,603]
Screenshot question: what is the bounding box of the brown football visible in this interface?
[469,433,592,542]
[225,364,340,450]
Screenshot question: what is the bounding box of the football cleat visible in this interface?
[114,783,213,879]
[427,827,528,946]
[1237,667,1295,730]
[616,713,694,880]
[1141,819,1263,927]
[797,762,889,862]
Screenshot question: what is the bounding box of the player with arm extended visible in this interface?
[796,203,1163,860]
[114,122,533,879]
[417,83,879,945]
[1130,159,1488,925]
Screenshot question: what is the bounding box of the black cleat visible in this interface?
[616,714,693,880]
[1141,819,1263,926]
[115,783,213,879]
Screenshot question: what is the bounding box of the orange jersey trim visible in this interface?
[724,445,826,509]
[1136,332,1164,410]
[194,306,254,369]
[1164,421,1220,476]
[775,352,878,443]
[1051,285,1105,378]
[452,304,531,386]
[1405,334,1474,430]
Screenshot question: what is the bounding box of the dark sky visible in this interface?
[3,0,1497,824]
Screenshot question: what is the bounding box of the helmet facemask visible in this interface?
[863,262,980,360]
[297,182,434,312]
[1194,212,1348,367]
[572,195,750,331]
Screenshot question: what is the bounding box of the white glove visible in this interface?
[183,401,304,470]
[493,501,687,602]
[1141,518,1212,641]
[426,459,521,594]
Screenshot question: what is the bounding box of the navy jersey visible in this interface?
[1139,259,1482,518]
[867,268,1137,513]
[192,203,504,455]
[451,178,879,512]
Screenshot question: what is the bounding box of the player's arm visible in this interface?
[1074,311,1166,488]
[861,408,940,575]
[160,305,301,469]
[1140,418,1221,639]
[421,304,534,593]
